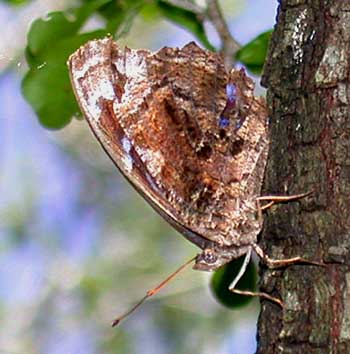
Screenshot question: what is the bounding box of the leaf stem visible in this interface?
[206,0,240,68]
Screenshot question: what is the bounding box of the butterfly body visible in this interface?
[68,38,269,272]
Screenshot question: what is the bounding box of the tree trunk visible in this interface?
[257,1,350,353]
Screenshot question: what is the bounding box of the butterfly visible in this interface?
[68,37,315,325]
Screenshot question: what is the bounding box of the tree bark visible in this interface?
[257,1,350,353]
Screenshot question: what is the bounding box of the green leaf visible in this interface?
[115,2,145,38]
[156,0,215,51]
[210,255,257,309]
[98,1,128,34]
[22,0,112,129]
[140,3,162,21]
[25,11,80,67]
[26,0,111,66]
[1,0,30,5]
[81,0,144,34]
[236,30,273,74]
[22,30,108,129]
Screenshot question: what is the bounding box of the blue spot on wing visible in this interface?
[226,83,237,104]
[217,83,238,129]
[219,116,230,128]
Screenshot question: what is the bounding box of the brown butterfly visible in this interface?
[68,38,316,325]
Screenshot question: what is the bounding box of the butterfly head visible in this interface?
[193,248,231,271]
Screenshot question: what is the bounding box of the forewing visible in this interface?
[68,38,210,249]
[68,38,268,248]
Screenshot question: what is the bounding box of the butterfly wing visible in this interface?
[68,38,269,250]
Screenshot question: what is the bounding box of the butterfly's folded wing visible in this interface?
[68,38,269,249]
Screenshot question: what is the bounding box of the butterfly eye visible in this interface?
[202,249,218,264]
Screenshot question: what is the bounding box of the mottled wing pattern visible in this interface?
[68,37,269,251]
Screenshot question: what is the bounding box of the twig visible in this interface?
[206,0,240,68]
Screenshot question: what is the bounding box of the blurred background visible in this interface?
[0,1,277,353]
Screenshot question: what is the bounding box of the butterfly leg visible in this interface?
[257,191,313,211]
[231,289,284,307]
[228,247,284,307]
[229,192,322,306]
[229,244,323,307]
[253,192,309,225]
[228,247,252,290]
[255,191,323,267]
[252,243,324,268]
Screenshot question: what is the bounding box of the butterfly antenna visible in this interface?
[111,255,197,327]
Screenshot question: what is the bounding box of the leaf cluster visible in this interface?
[18,0,272,129]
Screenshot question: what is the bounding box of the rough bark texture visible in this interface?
[257,1,350,353]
